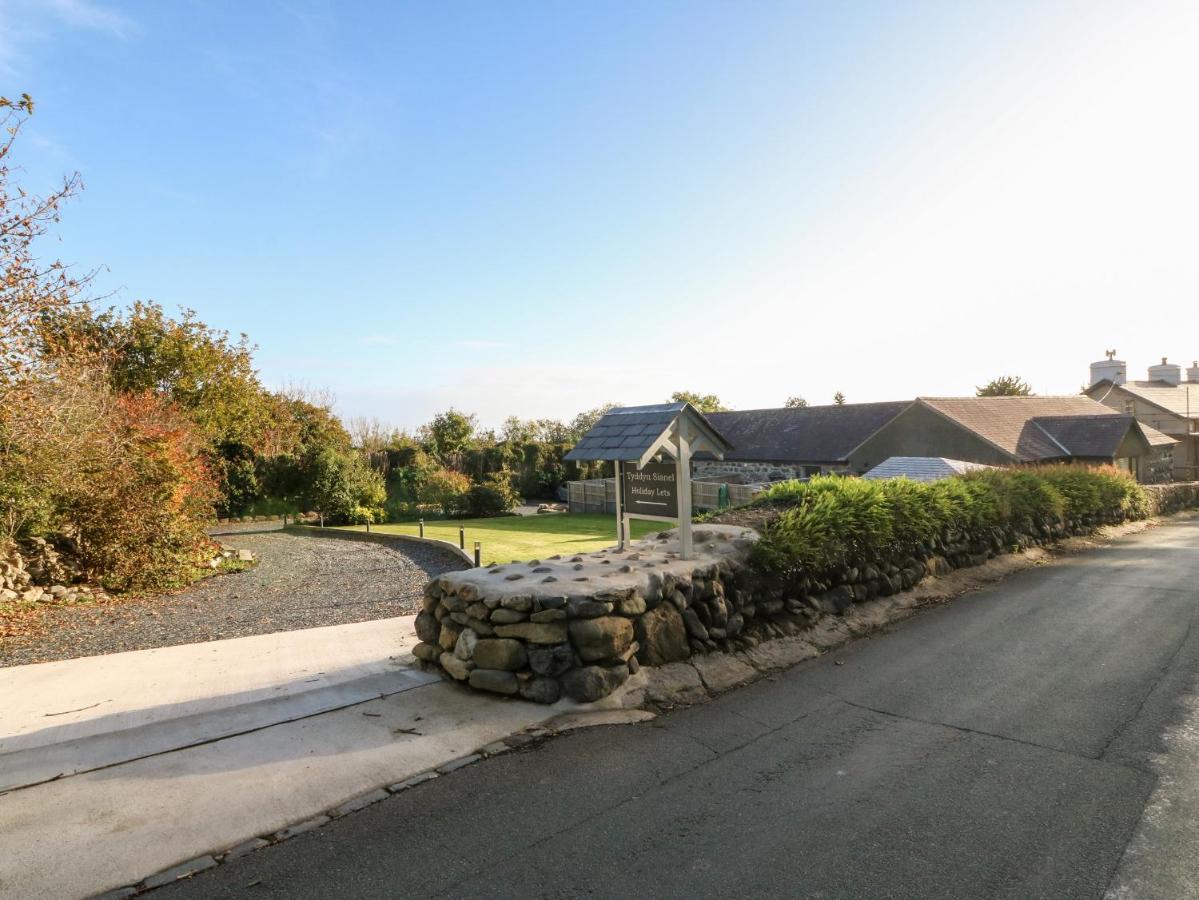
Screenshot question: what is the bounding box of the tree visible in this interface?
[671,391,729,413]
[0,94,90,389]
[569,403,618,441]
[0,366,218,589]
[40,301,275,450]
[304,448,385,526]
[833,392,846,405]
[784,396,809,408]
[423,409,477,462]
[976,376,1033,397]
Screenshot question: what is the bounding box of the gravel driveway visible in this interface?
[0,532,466,668]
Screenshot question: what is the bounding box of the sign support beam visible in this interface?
[675,429,693,559]
[613,460,625,549]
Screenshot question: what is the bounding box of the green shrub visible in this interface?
[465,472,521,517]
[749,466,1148,586]
[417,467,472,517]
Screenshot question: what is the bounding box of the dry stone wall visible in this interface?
[414,482,1199,704]
[413,525,758,703]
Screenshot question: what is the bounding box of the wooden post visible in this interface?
[676,430,693,559]
[474,541,481,567]
[419,519,425,538]
[613,460,625,549]
[459,524,465,550]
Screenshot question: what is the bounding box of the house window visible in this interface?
[1124,401,1134,413]
[801,466,822,479]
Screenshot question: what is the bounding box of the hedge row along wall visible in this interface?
[414,468,1199,703]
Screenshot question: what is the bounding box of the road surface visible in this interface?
[160,514,1199,899]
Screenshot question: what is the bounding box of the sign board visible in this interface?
[621,461,679,520]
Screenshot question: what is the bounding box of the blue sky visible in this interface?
[3,0,1197,428]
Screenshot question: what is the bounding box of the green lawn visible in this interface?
[341,514,662,565]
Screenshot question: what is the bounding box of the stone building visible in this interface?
[695,402,910,482]
[846,396,1176,483]
[1084,355,1199,481]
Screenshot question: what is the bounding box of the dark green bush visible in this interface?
[749,465,1149,584]
[466,472,521,517]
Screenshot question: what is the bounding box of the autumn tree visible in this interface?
[0,94,90,389]
[976,376,1033,397]
[784,396,808,408]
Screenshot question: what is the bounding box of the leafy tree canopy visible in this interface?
[41,300,276,450]
[784,396,808,408]
[833,391,846,405]
[670,391,729,413]
[422,408,477,461]
[976,376,1033,397]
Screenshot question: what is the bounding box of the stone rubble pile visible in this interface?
[0,538,109,605]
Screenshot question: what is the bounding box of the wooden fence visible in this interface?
[566,478,766,514]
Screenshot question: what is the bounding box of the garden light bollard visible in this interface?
[419,519,425,538]
[474,541,481,567]
[459,525,465,550]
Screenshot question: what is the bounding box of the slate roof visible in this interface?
[863,457,993,482]
[916,397,1176,462]
[1094,380,1199,420]
[703,402,911,464]
[564,403,732,462]
[1032,415,1139,458]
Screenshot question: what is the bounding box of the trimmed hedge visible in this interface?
[748,466,1150,590]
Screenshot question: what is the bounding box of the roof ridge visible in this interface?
[918,395,1095,401]
[708,400,910,414]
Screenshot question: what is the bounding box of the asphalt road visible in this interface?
[159,515,1199,899]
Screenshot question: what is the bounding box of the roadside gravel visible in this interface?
[0,531,466,667]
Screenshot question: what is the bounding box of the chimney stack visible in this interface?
[1187,361,1199,384]
[1148,357,1182,385]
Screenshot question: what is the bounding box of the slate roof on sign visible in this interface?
[916,397,1176,461]
[703,402,911,463]
[564,403,732,462]
[863,457,993,482]
[1100,380,1199,420]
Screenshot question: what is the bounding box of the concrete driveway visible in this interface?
[155,514,1199,899]
[0,616,566,900]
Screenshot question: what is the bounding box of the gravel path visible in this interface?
[0,532,466,668]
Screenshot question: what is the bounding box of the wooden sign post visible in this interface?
[564,403,731,561]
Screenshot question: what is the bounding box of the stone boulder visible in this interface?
[494,622,569,644]
[527,642,574,677]
[519,677,562,704]
[472,639,527,672]
[568,616,634,663]
[561,662,630,703]
[439,652,473,681]
[468,669,519,695]
[414,610,439,644]
[633,603,690,666]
